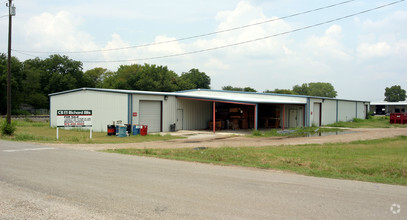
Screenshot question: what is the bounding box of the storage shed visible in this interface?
[49,88,370,132]
[370,101,407,115]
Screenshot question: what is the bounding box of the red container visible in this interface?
[390,113,407,124]
[140,125,148,136]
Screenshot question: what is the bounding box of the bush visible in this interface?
[11,109,31,116]
[1,121,17,136]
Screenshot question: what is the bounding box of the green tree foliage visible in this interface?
[222,85,257,92]
[293,82,337,98]
[264,89,295,94]
[0,54,24,114]
[179,68,211,89]
[84,67,112,88]
[384,85,406,102]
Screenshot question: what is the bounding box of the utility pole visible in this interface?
[7,0,15,125]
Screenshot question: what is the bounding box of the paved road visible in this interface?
[1,140,406,219]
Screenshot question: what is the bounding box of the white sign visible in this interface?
[57,110,92,128]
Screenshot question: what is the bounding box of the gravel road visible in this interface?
[46,127,407,151]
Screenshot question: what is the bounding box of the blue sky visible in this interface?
[1,0,406,101]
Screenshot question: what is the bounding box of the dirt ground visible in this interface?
[45,127,407,151]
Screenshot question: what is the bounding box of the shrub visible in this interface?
[1,121,17,136]
[11,109,31,116]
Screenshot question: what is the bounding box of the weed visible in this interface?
[1,120,17,136]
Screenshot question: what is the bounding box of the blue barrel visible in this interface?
[133,125,140,135]
[118,126,127,137]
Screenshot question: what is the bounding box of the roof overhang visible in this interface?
[176,94,306,105]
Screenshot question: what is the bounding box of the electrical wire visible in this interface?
[77,0,405,63]
[12,0,356,54]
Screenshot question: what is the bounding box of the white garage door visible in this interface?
[139,101,161,133]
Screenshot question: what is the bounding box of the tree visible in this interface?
[84,67,112,88]
[0,54,25,114]
[179,68,211,89]
[222,85,257,92]
[293,82,337,98]
[384,85,406,102]
[264,89,296,94]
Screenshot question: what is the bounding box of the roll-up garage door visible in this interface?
[139,100,162,133]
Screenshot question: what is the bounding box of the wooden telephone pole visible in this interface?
[7,0,14,124]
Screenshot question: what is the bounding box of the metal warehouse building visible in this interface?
[49,88,370,132]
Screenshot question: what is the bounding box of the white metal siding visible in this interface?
[139,101,161,133]
[357,102,366,119]
[132,95,177,132]
[177,99,212,130]
[180,90,307,104]
[282,105,304,128]
[50,90,128,132]
[338,101,356,122]
[322,100,337,125]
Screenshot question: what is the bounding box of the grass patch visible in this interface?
[250,127,344,137]
[105,136,407,186]
[0,119,182,144]
[328,116,407,128]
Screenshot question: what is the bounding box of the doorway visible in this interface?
[177,109,183,130]
[289,109,297,128]
[313,103,321,127]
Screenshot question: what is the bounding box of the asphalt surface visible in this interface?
[1,140,406,219]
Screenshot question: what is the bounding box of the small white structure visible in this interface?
[49,88,370,132]
[370,101,407,115]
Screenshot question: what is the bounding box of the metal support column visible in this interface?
[282,104,286,130]
[213,101,216,133]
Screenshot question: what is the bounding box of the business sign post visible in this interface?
[56,110,93,139]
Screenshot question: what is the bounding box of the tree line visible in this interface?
[0,54,210,114]
[222,82,338,98]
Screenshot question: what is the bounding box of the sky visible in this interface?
[0,0,406,101]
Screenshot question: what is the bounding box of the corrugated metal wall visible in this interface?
[132,94,178,132]
[282,105,304,128]
[308,98,368,126]
[176,99,212,130]
[338,100,356,122]
[321,100,337,125]
[182,90,307,103]
[50,90,128,132]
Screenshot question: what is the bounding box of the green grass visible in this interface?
[0,119,182,144]
[105,136,407,186]
[328,116,407,128]
[250,127,344,137]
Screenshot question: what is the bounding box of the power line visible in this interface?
[12,0,356,54]
[78,0,405,63]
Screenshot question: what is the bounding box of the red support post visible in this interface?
[213,101,216,133]
[282,104,285,130]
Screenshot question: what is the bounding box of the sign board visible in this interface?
[133,112,137,117]
[57,110,92,128]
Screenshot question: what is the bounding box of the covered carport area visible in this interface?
[176,94,307,133]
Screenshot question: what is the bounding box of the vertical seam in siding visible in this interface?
[306,98,310,127]
[336,100,339,122]
[356,102,358,119]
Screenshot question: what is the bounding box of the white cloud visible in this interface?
[304,25,351,61]
[24,11,97,52]
[204,58,230,72]
[357,42,392,58]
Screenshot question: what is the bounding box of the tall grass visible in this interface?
[328,116,406,128]
[106,136,407,186]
